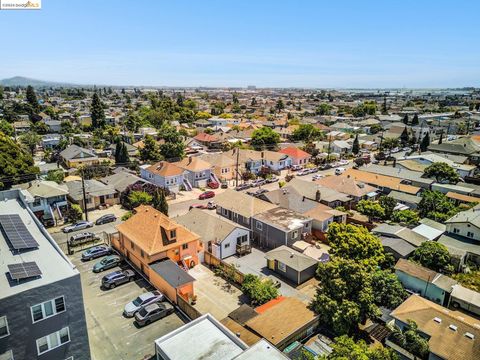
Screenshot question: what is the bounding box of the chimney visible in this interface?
[315,190,321,202]
[302,196,305,202]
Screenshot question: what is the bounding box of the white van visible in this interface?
[335,167,346,175]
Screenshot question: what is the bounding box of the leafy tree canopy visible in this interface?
[424,162,460,184]
[322,335,398,360]
[251,127,280,150]
[356,200,385,223]
[410,241,454,273]
[391,209,420,225]
[292,124,325,142]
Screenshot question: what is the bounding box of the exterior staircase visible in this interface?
[183,178,193,191]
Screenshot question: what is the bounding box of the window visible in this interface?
[256,222,263,230]
[0,316,9,338]
[291,230,298,239]
[130,241,135,250]
[31,297,66,323]
[237,235,248,245]
[182,243,188,250]
[278,261,287,272]
[222,208,228,216]
[224,243,230,249]
[453,228,460,234]
[36,327,70,355]
[170,230,177,239]
[0,350,13,360]
[467,231,474,238]
[140,250,144,258]
[33,197,41,207]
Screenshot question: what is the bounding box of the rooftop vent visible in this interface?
[433,317,442,323]
[449,324,458,332]
[465,332,475,340]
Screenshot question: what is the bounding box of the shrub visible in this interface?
[241,274,279,306]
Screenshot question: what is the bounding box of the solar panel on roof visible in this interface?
[0,214,39,250]
[7,261,42,280]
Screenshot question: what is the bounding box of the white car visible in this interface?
[312,174,324,181]
[337,159,349,166]
[297,169,310,176]
[123,291,165,317]
[391,147,400,153]
[335,167,346,175]
[62,220,94,233]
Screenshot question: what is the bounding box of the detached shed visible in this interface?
[265,246,318,285]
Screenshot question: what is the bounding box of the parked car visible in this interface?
[319,163,333,170]
[290,165,303,171]
[134,302,174,327]
[297,169,310,176]
[307,167,318,174]
[62,220,94,233]
[189,201,216,210]
[391,147,400,153]
[69,232,99,246]
[312,174,324,181]
[337,159,349,166]
[95,214,117,225]
[235,183,251,191]
[81,245,112,261]
[247,188,268,196]
[402,147,411,152]
[335,167,346,175]
[207,180,219,189]
[102,270,136,289]
[250,179,266,187]
[123,290,165,317]
[266,176,279,183]
[198,191,215,200]
[93,255,121,273]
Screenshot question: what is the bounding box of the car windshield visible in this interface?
[100,258,109,264]
[138,308,148,317]
[132,297,143,306]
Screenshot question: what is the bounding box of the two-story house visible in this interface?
[199,153,236,182]
[278,147,311,166]
[176,157,212,188]
[114,205,200,303]
[59,144,99,168]
[140,161,185,192]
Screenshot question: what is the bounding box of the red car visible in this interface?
[207,181,219,189]
[198,191,215,200]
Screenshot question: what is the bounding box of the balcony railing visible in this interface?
[236,244,252,256]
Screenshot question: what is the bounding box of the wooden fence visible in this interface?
[204,251,245,285]
[177,293,202,320]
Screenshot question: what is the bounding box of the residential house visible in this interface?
[265,246,317,285]
[215,189,278,229]
[141,161,185,192]
[114,205,201,303]
[106,141,138,157]
[99,172,148,194]
[428,137,480,164]
[388,295,480,360]
[41,134,61,149]
[244,297,319,350]
[176,156,212,188]
[332,140,351,155]
[387,190,422,210]
[394,259,457,306]
[252,207,312,249]
[381,237,416,260]
[59,144,99,168]
[175,208,250,260]
[286,178,352,209]
[77,114,92,126]
[199,152,236,182]
[43,119,62,133]
[314,173,378,205]
[373,223,429,247]
[278,147,311,166]
[66,179,119,211]
[227,149,291,175]
[361,164,434,189]
[193,132,221,149]
[13,180,68,225]
[399,153,476,178]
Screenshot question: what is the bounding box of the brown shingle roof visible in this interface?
[146,161,184,177]
[394,258,437,282]
[116,205,199,256]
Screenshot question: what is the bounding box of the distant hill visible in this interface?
[0,76,80,88]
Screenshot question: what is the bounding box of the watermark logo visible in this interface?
[0,0,42,10]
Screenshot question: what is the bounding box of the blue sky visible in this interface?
[1,0,479,88]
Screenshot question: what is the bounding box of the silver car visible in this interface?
[62,220,94,233]
[123,290,165,317]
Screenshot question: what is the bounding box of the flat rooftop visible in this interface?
[155,314,248,360]
[0,189,78,300]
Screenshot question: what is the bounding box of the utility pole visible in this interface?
[235,148,240,187]
[80,168,89,221]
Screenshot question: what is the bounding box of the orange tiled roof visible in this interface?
[116,205,200,256]
[255,296,286,314]
[194,132,220,143]
[176,156,212,172]
[278,147,311,159]
[315,174,377,198]
[446,191,480,203]
[146,161,184,177]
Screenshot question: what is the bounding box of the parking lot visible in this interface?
[70,249,186,360]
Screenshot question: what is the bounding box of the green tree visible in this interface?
[391,209,420,225]
[91,92,106,129]
[66,204,83,222]
[411,114,419,126]
[424,162,459,184]
[369,123,383,134]
[19,131,41,156]
[127,191,153,209]
[400,126,409,146]
[26,85,39,110]
[292,124,325,142]
[139,135,162,162]
[402,114,409,125]
[152,189,168,216]
[309,258,378,335]
[323,335,398,360]
[379,196,397,220]
[390,321,429,359]
[327,223,385,269]
[419,132,430,152]
[241,274,279,306]
[352,134,360,155]
[115,142,130,164]
[0,120,14,137]
[411,241,453,273]
[418,190,456,221]
[381,96,388,115]
[275,99,285,112]
[356,200,385,223]
[438,131,444,144]
[251,127,280,150]
[316,103,332,115]
[45,169,65,184]
[381,137,399,152]
[371,269,408,309]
